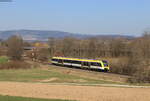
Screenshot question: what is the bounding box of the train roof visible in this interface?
[52,57,104,63]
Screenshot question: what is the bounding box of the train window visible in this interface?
[76,61,81,64]
[98,63,102,67]
[58,59,63,63]
[64,60,72,63]
[72,60,81,64]
[103,63,108,67]
[102,60,108,67]
[91,62,102,67]
[71,60,75,63]
[102,60,108,64]
[52,59,58,61]
[64,60,68,62]
[83,62,89,66]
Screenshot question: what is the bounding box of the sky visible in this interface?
[0,0,150,36]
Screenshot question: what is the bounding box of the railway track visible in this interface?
[50,64,126,76]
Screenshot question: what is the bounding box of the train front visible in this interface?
[101,60,110,72]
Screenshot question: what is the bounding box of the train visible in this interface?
[51,57,110,72]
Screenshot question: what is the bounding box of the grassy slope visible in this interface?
[0,95,71,101]
[0,68,117,84]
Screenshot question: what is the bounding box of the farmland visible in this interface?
[0,82,150,101]
[0,63,149,101]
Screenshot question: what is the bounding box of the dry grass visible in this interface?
[0,67,116,84]
[0,61,31,69]
[46,64,129,83]
[26,60,129,83]
[0,82,150,101]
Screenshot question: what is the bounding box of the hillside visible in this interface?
[0,30,134,41]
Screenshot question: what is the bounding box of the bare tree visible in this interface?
[37,48,50,62]
[48,37,55,57]
[61,37,77,57]
[7,35,23,60]
[86,37,98,58]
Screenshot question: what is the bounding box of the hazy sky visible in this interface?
[0,0,150,36]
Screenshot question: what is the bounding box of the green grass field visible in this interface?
[0,68,117,84]
[0,56,8,64]
[0,95,72,101]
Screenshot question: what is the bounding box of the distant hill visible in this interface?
[0,30,134,41]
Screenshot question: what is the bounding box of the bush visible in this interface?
[109,57,140,75]
[0,61,31,69]
[0,56,8,64]
[109,57,129,75]
[128,60,150,83]
[128,69,150,83]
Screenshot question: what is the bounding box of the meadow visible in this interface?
[0,68,117,84]
[0,95,72,101]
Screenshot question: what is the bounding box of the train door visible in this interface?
[90,62,102,69]
[82,61,90,69]
[58,59,63,65]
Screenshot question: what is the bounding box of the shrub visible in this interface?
[0,56,9,64]
[109,57,129,75]
[128,68,150,83]
[128,60,150,83]
[0,61,31,69]
[109,57,140,75]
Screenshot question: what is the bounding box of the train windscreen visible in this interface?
[102,60,108,67]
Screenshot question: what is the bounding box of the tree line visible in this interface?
[48,32,150,60]
[48,32,150,83]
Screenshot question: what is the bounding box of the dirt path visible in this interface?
[0,82,150,101]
